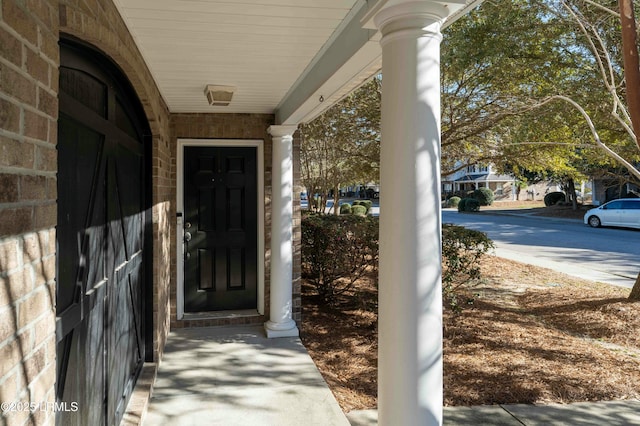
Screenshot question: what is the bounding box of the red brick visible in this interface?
[0,338,21,377]
[0,174,20,203]
[23,343,46,383]
[0,270,32,307]
[32,256,55,286]
[26,0,55,32]
[35,145,56,171]
[0,136,35,168]
[0,207,33,237]
[45,176,56,200]
[0,26,23,67]
[37,87,57,118]
[27,362,55,405]
[34,203,56,229]
[0,239,19,272]
[0,64,37,106]
[2,0,38,47]
[25,48,50,86]
[0,305,18,343]
[32,312,54,348]
[17,287,51,329]
[0,98,21,134]
[23,109,49,141]
[20,175,47,200]
[0,371,19,403]
[22,232,43,261]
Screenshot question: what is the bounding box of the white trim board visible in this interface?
[176,138,265,320]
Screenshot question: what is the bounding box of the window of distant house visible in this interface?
[467,165,489,173]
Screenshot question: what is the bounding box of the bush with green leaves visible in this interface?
[446,196,461,208]
[359,200,373,213]
[351,205,367,216]
[473,188,494,206]
[339,203,352,214]
[458,198,480,212]
[302,214,379,303]
[544,191,566,206]
[442,224,494,311]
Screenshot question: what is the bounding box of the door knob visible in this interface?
[184,231,192,242]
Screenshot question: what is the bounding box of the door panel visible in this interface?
[184,146,258,312]
[56,41,148,426]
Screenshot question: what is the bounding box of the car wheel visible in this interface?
[588,215,601,228]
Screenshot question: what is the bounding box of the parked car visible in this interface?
[583,198,640,229]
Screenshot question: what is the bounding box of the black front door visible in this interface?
[184,146,258,312]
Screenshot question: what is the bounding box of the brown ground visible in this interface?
[300,204,640,412]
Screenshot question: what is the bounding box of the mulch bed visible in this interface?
[300,256,640,412]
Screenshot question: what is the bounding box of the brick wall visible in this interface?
[0,0,59,424]
[169,114,303,329]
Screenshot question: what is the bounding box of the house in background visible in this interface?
[442,164,517,200]
[0,0,480,425]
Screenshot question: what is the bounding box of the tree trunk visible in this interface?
[567,178,578,210]
[619,0,640,150]
[333,184,340,216]
[629,271,640,300]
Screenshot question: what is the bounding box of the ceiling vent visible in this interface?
[204,85,236,106]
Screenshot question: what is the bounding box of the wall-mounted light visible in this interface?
[204,85,236,106]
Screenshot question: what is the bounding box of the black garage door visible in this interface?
[56,40,151,426]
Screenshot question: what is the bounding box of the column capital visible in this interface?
[374,2,449,38]
[268,125,298,138]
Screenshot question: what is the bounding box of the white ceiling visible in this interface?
[113,0,481,123]
[113,0,366,119]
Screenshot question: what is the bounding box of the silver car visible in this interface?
[584,198,640,229]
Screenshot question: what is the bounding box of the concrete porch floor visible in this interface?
[143,324,640,426]
[144,325,349,426]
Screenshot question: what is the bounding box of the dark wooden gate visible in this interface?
[183,146,258,312]
[56,40,150,426]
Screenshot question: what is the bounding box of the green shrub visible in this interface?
[458,198,480,212]
[473,188,494,206]
[446,196,461,208]
[544,191,565,206]
[352,200,362,206]
[360,200,373,214]
[442,224,494,311]
[339,203,352,214]
[351,205,367,216]
[302,215,379,303]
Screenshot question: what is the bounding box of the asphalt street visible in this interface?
[442,209,639,288]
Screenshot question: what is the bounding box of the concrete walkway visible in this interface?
[144,325,349,426]
[348,399,640,425]
[143,324,640,426]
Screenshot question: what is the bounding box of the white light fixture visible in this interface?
[204,85,236,106]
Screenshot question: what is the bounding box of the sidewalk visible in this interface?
[348,400,640,425]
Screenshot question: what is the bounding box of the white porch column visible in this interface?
[265,125,299,338]
[372,3,450,425]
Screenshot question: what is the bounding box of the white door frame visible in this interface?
[176,138,265,320]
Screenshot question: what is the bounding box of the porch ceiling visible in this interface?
[112,0,481,124]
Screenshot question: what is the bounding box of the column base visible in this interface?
[264,320,299,338]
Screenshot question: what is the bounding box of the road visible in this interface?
[442,209,640,288]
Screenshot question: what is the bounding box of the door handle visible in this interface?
[184,231,192,260]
